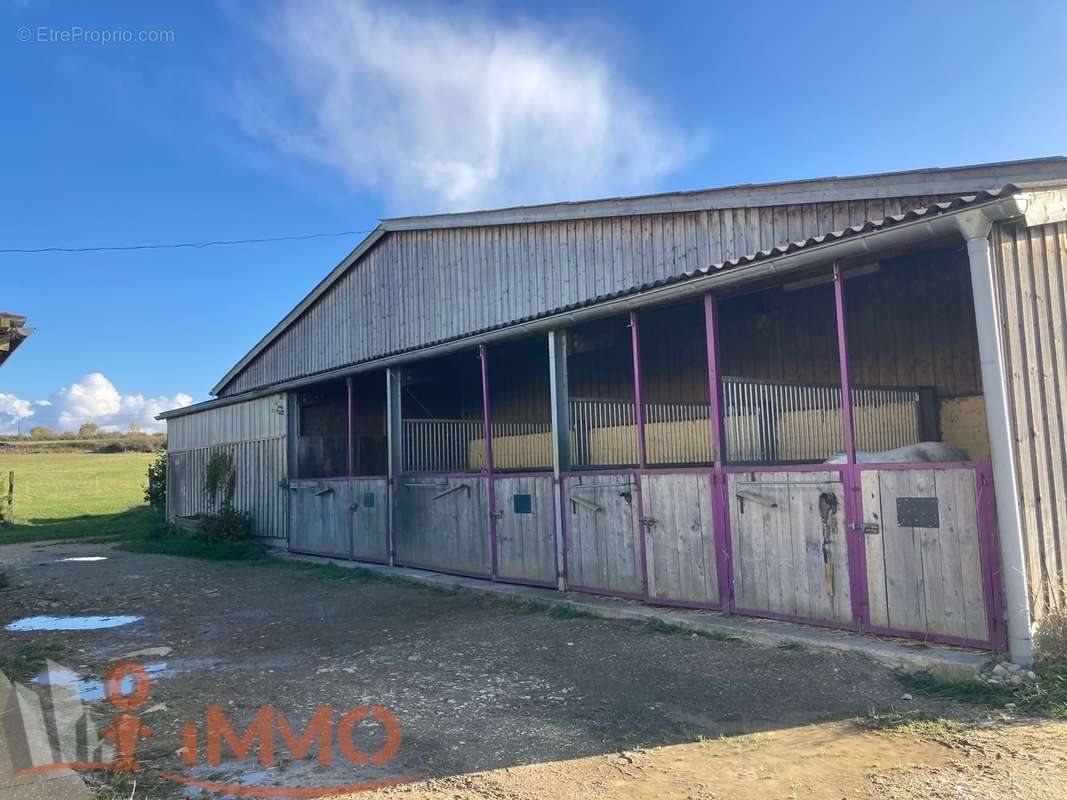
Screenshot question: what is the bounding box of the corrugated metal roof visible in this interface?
[692,187,1012,275]
[448,187,1018,321]
[383,157,1067,229]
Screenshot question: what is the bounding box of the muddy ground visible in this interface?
[1,540,1065,799]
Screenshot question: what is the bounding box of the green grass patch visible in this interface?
[900,667,1067,719]
[548,604,600,620]
[0,452,157,543]
[645,618,739,641]
[0,641,66,683]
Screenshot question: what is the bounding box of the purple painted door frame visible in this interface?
[629,310,650,599]
[832,263,871,628]
[703,294,735,613]
[479,344,499,580]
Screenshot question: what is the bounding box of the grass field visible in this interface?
[0,451,161,543]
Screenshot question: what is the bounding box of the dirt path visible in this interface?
[1,540,1064,799]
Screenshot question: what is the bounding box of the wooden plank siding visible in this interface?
[992,220,1067,616]
[220,196,956,396]
[166,393,288,543]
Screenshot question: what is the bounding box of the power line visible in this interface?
[0,228,377,255]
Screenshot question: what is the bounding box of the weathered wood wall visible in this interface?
[992,220,1067,615]
[220,195,959,396]
[166,393,287,543]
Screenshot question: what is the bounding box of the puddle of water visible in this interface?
[5,615,142,631]
[32,662,168,702]
[56,556,108,563]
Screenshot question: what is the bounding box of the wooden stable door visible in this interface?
[726,471,853,624]
[493,475,557,585]
[393,477,491,576]
[861,467,991,642]
[564,474,643,595]
[350,477,389,563]
[640,473,719,605]
[288,479,350,557]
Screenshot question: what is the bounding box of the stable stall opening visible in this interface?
[637,300,713,467]
[717,277,846,465]
[843,246,990,463]
[483,335,552,472]
[400,349,485,474]
[350,371,388,477]
[294,380,347,479]
[567,314,638,470]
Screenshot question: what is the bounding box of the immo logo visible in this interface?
[1,661,419,797]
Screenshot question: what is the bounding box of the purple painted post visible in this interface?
[630,310,648,469]
[833,263,870,628]
[479,344,498,579]
[704,294,734,612]
[629,310,650,598]
[346,376,355,560]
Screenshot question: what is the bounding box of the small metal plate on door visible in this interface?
[362,492,376,509]
[896,497,939,528]
[513,494,533,514]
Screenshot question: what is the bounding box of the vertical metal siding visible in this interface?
[221,197,950,395]
[993,220,1067,615]
[166,394,288,543]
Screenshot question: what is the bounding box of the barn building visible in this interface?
[160,158,1067,664]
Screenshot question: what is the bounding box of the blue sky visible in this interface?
[2,0,1066,432]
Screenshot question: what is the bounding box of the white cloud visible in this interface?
[0,393,34,433]
[0,374,192,435]
[235,0,704,212]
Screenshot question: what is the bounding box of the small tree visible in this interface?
[145,452,167,514]
[29,425,56,440]
[203,450,235,513]
[79,422,100,438]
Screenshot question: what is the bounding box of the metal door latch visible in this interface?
[851,522,881,535]
[433,483,471,500]
[489,510,504,520]
[640,516,658,528]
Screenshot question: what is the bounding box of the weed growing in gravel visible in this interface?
[644,619,740,642]
[479,595,600,619]
[861,710,976,748]
[899,668,1067,719]
[0,570,9,590]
